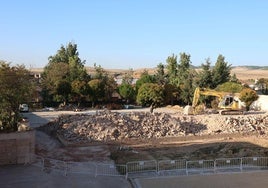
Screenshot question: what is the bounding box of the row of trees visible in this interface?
[41,42,257,110]
[0,42,260,131]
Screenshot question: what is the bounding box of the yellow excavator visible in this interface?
[190,87,246,115]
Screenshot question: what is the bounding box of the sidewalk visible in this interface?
[0,164,131,188]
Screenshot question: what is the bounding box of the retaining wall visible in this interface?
[0,130,35,165]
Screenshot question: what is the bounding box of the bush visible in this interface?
[239,88,259,110]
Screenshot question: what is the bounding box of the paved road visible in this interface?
[136,171,268,188]
[0,165,131,188]
[1,111,132,188]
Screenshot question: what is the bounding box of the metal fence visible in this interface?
[95,163,127,178]
[126,160,157,174]
[186,160,215,175]
[33,156,268,178]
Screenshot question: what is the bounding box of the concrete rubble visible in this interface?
[38,110,268,144]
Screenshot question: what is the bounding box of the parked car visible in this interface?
[19,104,29,112]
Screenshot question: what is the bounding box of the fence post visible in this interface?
[240,158,243,172]
[186,161,188,176]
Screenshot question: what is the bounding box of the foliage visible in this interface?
[135,70,156,91]
[216,82,244,93]
[88,79,104,106]
[257,78,268,94]
[71,80,90,106]
[239,88,259,110]
[0,61,33,132]
[42,42,89,105]
[230,73,240,83]
[197,58,213,88]
[155,63,166,85]
[177,53,195,104]
[211,54,231,88]
[166,54,178,85]
[163,83,179,105]
[118,83,135,103]
[136,83,164,107]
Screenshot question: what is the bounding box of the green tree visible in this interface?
[177,53,195,104]
[71,80,90,106]
[166,54,178,85]
[155,63,166,85]
[42,42,89,105]
[136,83,164,107]
[216,82,243,93]
[0,61,33,132]
[88,79,104,107]
[135,70,156,92]
[211,54,231,88]
[118,83,135,104]
[197,58,213,88]
[230,73,239,83]
[55,80,72,105]
[92,64,118,103]
[239,88,259,110]
[163,83,179,105]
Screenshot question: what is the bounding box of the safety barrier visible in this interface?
[32,156,268,178]
[215,158,242,172]
[186,160,215,175]
[242,157,268,171]
[126,160,157,174]
[158,159,186,175]
[95,163,127,178]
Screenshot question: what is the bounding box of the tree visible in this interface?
[42,42,89,105]
[135,70,156,92]
[197,58,213,88]
[136,83,164,107]
[71,80,90,106]
[166,54,178,85]
[216,82,243,93]
[177,53,195,104]
[239,88,259,110]
[118,83,135,104]
[257,78,268,94]
[92,64,118,103]
[155,63,166,85]
[0,61,33,132]
[88,79,104,107]
[211,54,231,88]
[163,83,179,105]
[55,80,71,105]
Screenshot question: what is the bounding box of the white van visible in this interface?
[19,104,29,112]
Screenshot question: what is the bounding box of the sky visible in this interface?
[1,0,268,69]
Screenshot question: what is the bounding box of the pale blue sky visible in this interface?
[1,0,268,69]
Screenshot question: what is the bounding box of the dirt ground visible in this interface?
[33,108,268,164]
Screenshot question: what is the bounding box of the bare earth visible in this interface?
[19,108,268,188]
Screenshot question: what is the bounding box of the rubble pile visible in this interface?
[55,110,207,143]
[40,110,268,144]
[224,115,268,134]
